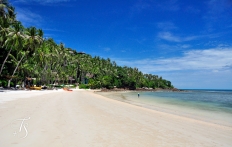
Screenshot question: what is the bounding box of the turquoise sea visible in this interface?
[98,89,232,127]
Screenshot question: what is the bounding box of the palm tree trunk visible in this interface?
[0,47,12,76]
[7,52,26,87]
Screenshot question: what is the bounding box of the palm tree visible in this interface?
[7,50,28,87]
[7,27,42,87]
[0,22,24,76]
[5,6,16,23]
[0,16,9,46]
[25,27,43,50]
[0,0,12,18]
[0,4,16,76]
[37,38,57,85]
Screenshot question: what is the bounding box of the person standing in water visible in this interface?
[138,93,140,98]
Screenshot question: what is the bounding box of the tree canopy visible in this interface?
[0,1,174,89]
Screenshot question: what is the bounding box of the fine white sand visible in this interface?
[0,90,231,147]
[0,90,62,104]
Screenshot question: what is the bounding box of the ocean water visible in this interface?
[98,89,232,127]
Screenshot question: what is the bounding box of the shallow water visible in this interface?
[98,89,232,127]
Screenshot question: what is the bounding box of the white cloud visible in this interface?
[157,22,178,30]
[180,44,191,48]
[115,48,232,73]
[114,47,232,89]
[16,8,43,27]
[158,32,198,42]
[158,44,191,50]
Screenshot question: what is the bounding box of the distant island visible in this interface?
[0,1,174,90]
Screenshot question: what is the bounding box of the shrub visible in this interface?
[79,84,90,89]
[0,80,7,87]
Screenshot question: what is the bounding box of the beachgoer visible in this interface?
[138,93,140,98]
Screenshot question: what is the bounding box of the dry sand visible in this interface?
[0,89,231,147]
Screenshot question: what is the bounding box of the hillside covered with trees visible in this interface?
[0,0,174,90]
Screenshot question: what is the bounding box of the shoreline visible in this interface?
[91,91,230,128]
[96,90,232,128]
[98,87,182,92]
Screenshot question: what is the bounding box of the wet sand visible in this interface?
[0,90,231,146]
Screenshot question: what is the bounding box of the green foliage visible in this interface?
[0,79,7,87]
[0,2,175,89]
[79,84,89,89]
[88,79,101,89]
[101,75,113,89]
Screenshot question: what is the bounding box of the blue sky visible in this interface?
[10,0,232,89]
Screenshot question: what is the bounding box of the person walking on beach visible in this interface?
[138,93,140,98]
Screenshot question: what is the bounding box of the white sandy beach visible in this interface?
[0,89,232,147]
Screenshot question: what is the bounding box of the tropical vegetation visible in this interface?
[0,0,174,89]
